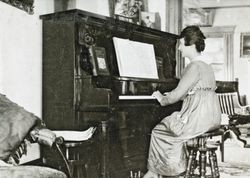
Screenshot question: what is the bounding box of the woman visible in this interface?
[143,26,221,178]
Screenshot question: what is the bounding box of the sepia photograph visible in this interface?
[1,0,250,178]
[113,0,142,24]
[241,32,250,58]
[140,11,155,28]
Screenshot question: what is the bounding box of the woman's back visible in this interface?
[181,60,221,136]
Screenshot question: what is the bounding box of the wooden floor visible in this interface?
[217,137,250,177]
[160,137,250,178]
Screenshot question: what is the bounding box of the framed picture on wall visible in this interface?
[183,8,215,27]
[240,32,250,58]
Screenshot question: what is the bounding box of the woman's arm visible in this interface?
[152,63,200,106]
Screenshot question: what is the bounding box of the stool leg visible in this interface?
[85,164,89,178]
[190,150,197,175]
[68,162,74,178]
[212,150,220,178]
[221,134,224,162]
[208,150,216,177]
[185,149,197,177]
[199,150,207,178]
[76,164,84,178]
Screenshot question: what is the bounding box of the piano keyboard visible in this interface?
[119,95,156,100]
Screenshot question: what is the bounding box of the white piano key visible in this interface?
[118,95,156,100]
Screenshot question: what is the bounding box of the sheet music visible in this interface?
[53,127,96,141]
[113,37,159,79]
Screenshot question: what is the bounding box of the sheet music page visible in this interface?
[53,127,96,141]
[113,37,159,79]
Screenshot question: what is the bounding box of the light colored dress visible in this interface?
[147,57,222,176]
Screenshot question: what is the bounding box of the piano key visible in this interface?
[119,95,156,100]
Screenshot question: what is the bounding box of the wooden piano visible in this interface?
[40,9,181,178]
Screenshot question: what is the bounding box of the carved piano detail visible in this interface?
[40,10,181,178]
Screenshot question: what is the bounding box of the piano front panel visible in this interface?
[77,18,177,81]
[41,9,181,178]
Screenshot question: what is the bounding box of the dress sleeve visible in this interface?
[160,63,200,106]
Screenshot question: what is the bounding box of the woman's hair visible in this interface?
[179,26,206,52]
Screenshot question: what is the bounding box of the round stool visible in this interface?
[185,128,224,178]
[63,140,93,178]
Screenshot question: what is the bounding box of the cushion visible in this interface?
[0,94,38,160]
[0,166,67,178]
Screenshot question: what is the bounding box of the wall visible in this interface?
[72,0,176,33]
[0,0,54,163]
[213,7,250,104]
[68,0,110,16]
[147,0,166,31]
[0,0,54,118]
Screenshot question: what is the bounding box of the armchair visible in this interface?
[0,126,68,178]
[216,81,250,146]
[0,94,68,178]
[216,81,250,116]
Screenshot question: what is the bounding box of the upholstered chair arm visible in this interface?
[238,105,250,115]
[241,105,250,109]
[30,128,56,147]
[29,128,71,177]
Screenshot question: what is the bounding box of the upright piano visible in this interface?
[40,9,181,178]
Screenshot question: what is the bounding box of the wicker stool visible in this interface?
[185,128,224,178]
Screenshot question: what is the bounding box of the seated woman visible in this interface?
[143,26,222,178]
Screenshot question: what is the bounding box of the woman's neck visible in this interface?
[189,52,201,62]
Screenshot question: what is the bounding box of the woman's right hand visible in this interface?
[152,90,163,103]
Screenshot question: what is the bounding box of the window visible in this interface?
[200,26,235,81]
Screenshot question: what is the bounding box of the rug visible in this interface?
[220,162,250,177]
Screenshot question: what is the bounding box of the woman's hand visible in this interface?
[152,90,163,103]
[152,91,170,106]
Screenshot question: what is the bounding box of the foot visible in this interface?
[143,170,158,178]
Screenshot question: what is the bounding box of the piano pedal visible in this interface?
[129,170,143,178]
